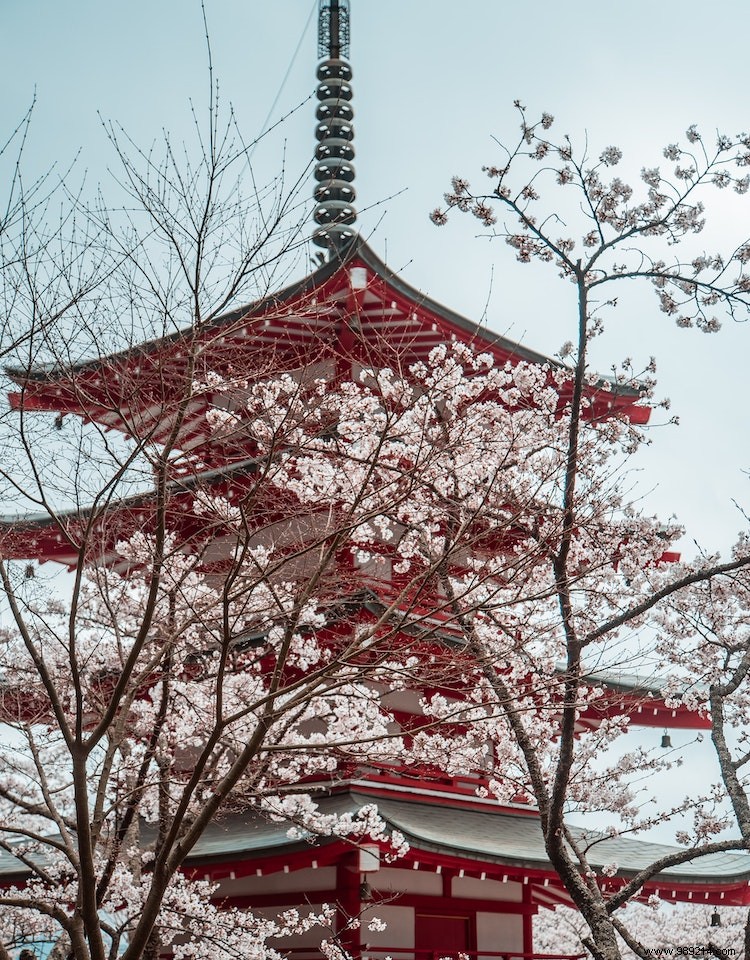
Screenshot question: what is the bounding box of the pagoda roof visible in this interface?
[0,455,261,569]
[0,487,710,737]
[8,236,563,381]
[6,235,649,449]
[3,789,744,904]
[169,788,750,904]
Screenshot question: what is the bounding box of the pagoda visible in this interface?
[2,3,749,959]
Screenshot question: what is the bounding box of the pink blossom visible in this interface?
[472,201,497,225]
[600,146,623,166]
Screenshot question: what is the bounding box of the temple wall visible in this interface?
[218,865,337,896]
[476,912,524,953]
[452,876,523,902]
[217,866,529,955]
[369,868,523,901]
[361,904,415,952]
[370,866,442,895]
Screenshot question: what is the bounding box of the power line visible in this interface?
[254,0,318,146]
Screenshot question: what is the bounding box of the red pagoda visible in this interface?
[2,3,749,958]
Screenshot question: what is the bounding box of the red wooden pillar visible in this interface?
[336,853,362,958]
[522,882,534,954]
[442,868,456,898]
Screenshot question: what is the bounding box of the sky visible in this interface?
[2,0,750,842]
[2,0,749,554]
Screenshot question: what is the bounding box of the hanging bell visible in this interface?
[661,730,672,748]
[710,908,721,927]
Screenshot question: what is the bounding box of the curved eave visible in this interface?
[6,234,649,427]
[4,243,351,385]
[1,790,746,904]
[359,794,750,894]
[0,456,261,567]
[5,235,554,381]
[577,666,709,731]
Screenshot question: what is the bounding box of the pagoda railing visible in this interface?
[281,950,586,960]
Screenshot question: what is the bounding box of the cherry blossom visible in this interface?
[534,902,747,959]
[433,103,750,330]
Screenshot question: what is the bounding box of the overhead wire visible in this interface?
[251,0,318,155]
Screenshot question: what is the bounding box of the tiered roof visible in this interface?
[2,788,748,906]
[3,235,649,567]
[6,237,648,442]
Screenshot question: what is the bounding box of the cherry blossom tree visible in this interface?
[0,101,112,369]
[0,72,408,959]
[0,333,663,959]
[428,107,750,959]
[534,903,746,959]
[6,83,750,960]
[647,535,750,960]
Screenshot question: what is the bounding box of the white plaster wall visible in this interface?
[218,866,337,897]
[370,866,442,895]
[379,687,424,714]
[361,904,415,953]
[476,912,524,954]
[452,876,523,902]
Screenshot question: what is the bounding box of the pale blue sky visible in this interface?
[2,0,750,553]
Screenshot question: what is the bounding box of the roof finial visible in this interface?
[312,0,357,250]
[318,0,350,59]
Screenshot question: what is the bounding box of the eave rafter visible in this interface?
[2,786,747,906]
[6,237,650,453]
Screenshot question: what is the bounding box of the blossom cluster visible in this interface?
[431,106,750,331]
[3,339,749,958]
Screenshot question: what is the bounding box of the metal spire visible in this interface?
[317,0,350,59]
[312,0,357,249]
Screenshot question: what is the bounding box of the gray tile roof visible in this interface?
[187,791,750,885]
[2,790,747,887]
